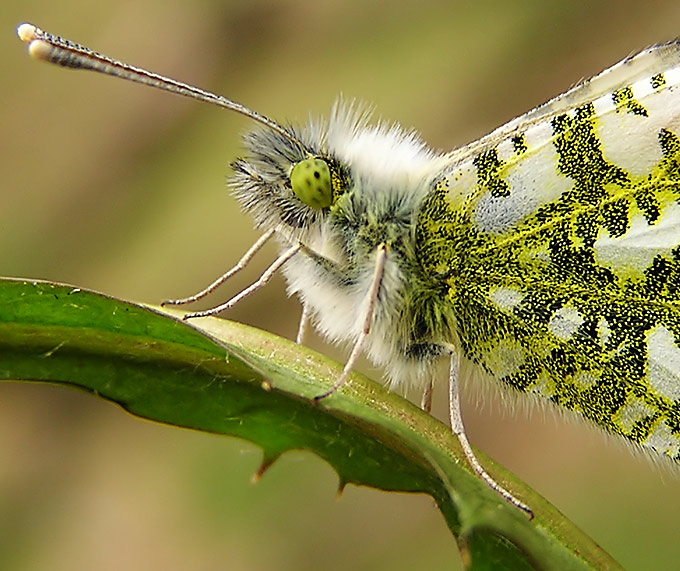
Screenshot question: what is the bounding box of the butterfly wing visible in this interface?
[417,42,680,459]
[454,40,680,161]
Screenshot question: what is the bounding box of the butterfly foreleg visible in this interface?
[163,229,276,307]
[183,242,301,319]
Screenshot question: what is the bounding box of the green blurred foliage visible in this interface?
[2,1,680,569]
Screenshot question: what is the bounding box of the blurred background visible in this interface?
[3,0,680,569]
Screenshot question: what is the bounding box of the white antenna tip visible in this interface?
[16,23,37,43]
[27,39,53,61]
[16,23,53,62]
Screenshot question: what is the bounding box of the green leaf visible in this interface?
[0,278,620,569]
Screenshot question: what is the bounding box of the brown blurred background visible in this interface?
[3,1,680,569]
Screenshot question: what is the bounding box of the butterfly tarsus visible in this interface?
[162,229,275,307]
[182,242,301,320]
[296,303,310,345]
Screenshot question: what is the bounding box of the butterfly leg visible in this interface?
[296,303,310,345]
[162,229,275,307]
[183,242,301,319]
[448,353,533,518]
[314,244,387,402]
[420,379,434,413]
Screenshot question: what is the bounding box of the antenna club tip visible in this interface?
[26,39,53,61]
[16,22,51,62]
[17,22,37,43]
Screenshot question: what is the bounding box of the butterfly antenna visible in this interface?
[16,23,302,146]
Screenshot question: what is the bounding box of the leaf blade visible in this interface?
[0,278,621,570]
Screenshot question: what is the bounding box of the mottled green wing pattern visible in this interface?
[417,47,680,459]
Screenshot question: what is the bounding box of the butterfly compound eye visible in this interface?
[290,158,333,209]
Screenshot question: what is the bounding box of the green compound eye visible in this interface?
[290,158,333,209]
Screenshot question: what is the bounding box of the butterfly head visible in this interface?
[230,118,353,235]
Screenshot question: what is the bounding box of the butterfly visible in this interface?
[18,22,680,518]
